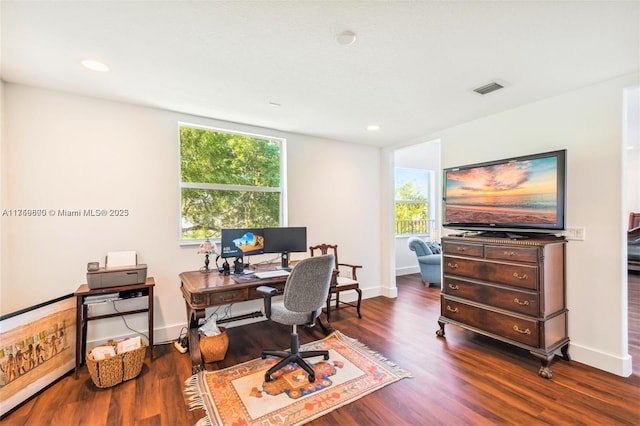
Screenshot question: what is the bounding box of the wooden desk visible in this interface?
[74,278,155,378]
[180,268,333,373]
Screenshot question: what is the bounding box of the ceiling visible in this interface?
[1,1,638,147]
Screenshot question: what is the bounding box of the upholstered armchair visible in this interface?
[407,237,442,287]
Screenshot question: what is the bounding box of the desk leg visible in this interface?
[74,295,83,379]
[186,303,205,374]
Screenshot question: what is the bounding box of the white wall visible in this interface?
[388,73,638,376]
[1,84,381,344]
[1,81,7,298]
[625,86,640,216]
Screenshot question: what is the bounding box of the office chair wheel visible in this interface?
[323,354,329,360]
[308,373,315,383]
[265,372,273,382]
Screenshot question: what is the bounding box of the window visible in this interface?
[394,168,434,236]
[179,124,285,242]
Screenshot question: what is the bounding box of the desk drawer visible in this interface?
[214,288,249,304]
[443,278,539,316]
[248,283,285,300]
[442,298,539,347]
[190,288,249,306]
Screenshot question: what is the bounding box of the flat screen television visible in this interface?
[263,227,307,269]
[220,228,265,258]
[442,149,566,237]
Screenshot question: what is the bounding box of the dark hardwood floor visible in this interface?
[3,273,639,425]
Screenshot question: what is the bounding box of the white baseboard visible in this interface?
[395,266,419,276]
[568,343,633,377]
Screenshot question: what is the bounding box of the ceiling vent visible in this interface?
[473,81,504,95]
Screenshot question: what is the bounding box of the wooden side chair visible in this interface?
[309,243,362,319]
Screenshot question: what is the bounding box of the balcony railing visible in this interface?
[395,219,436,236]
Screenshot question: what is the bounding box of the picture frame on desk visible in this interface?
[0,294,76,418]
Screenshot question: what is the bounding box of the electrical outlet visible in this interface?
[564,227,586,241]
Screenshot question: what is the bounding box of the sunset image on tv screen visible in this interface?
[445,157,558,225]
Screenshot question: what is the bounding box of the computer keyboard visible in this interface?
[254,270,290,279]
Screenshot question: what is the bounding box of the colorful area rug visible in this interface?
[184,331,411,426]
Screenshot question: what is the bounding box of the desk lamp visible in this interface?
[198,237,218,273]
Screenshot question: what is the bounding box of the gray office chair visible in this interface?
[257,254,335,383]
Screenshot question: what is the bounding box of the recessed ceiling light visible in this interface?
[367,124,380,131]
[81,59,110,73]
[336,30,357,45]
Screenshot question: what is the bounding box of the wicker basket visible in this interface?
[86,340,147,388]
[199,327,229,363]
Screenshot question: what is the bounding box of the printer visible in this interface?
[87,264,148,289]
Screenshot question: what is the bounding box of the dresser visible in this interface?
[437,235,569,378]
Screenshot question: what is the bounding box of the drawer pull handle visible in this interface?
[446,305,459,313]
[513,298,529,306]
[456,247,466,252]
[448,284,460,290]
[447,262,458,269]
[513,325,531,335]
[513,272,528,280]
[504,251,516,257]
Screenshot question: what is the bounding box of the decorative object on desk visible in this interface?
[184,331,411,426]
[197,237,218,273]
[86,339,147,388]
[0,294,76,417]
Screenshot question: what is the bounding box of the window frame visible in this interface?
[178,122,287,245]
[394,167,435,237]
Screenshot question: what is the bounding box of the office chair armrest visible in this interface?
[337,263,362,281]
[257,285,278,318]
[257,285,278,296]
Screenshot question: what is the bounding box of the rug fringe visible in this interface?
[184,373,213,425]
[329,330,413,379]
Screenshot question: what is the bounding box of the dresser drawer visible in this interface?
[485,245,539,263]
[443,278,539,316]
[442,298,539,346]
[442,241,484,258]
[443,256,483,278]
[444,257,538,290]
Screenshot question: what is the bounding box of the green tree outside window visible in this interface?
[395,168,430,235]
[180,126,283,241]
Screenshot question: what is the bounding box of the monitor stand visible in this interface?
[276,252,292,270]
